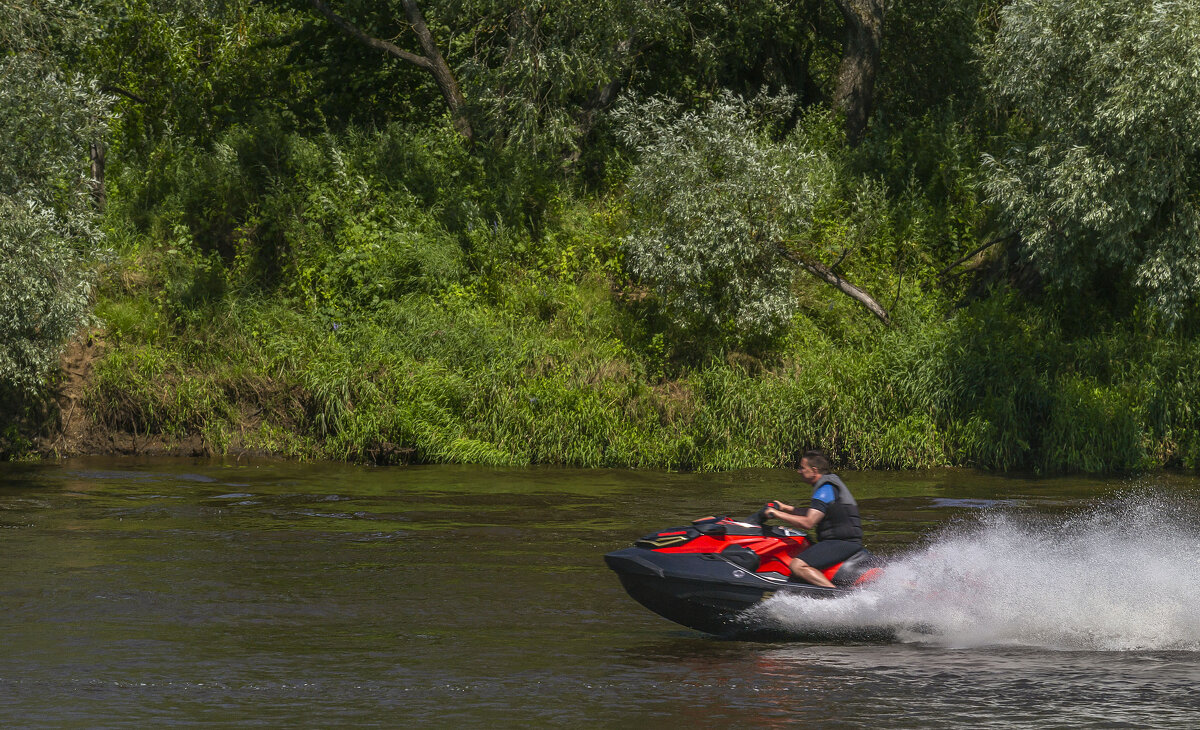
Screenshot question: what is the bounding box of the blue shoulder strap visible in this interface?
[812,482,836,505]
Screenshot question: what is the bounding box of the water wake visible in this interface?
[750,494,1200,650]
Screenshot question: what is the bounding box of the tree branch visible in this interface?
[99,85,148,105]
[307,0,473,141]
[778,246,891,324]
[937,232,1017,278]
[399,0,473,141]
[308,0,432,70]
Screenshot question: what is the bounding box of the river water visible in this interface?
[1,458,1199,727]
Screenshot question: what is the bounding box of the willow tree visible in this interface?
[616,93,889,360]
[0,0,110,394]
[982,0,1200,321]
[307,0,669,156]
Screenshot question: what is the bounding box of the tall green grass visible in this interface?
[84,279,1200,472]
[82,122,1200,473]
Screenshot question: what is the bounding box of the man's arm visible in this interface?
[765,505,825,530]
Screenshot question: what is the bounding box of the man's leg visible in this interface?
[788,557,834,588]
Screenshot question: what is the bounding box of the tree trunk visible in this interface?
[832,0,884,147]
[399,0,473,142]
[568,36,633,161]
[308,0,474,142]
[89,141,106,211]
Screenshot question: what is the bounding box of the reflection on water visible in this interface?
[0,458,1197,726]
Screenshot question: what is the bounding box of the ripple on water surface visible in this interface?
[0,461,1199,726]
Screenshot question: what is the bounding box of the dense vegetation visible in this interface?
[5,0,1200,472]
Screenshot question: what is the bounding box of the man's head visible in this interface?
[797,450,831,485]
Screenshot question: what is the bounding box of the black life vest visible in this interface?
[812,473,863,543]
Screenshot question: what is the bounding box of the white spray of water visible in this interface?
[750,494,1200,650]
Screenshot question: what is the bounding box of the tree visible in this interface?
[982,0,1200,322]
[616,93,888,359]
[0,1,111,394]
[445,0,654,157]
[308,0,473,141]
[88,0,308,154]
[832,0,885,146]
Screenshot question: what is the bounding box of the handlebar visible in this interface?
[744,501,782,526]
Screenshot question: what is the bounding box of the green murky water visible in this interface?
[1,458,1199,726]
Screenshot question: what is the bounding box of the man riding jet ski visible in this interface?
[604,451,882,636]
[761,450,864,587]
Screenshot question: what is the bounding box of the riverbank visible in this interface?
[23,272,1200,474]
[7,0,1200,481]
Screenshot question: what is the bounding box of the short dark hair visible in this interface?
[801,450,832,474]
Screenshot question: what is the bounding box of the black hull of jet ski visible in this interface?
[605,547,846,637]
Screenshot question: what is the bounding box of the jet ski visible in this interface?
[605,506,883,636]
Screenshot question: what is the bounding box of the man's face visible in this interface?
[797,458,821,485]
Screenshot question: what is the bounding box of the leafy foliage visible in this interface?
[444,0,656,154]
[8,0,1200,474]
[982,0,1200,321]
[110,122,471,310]
[0,2,110,394]
[92,0,308,153]
[0,200,95,393]
[616,93,836,358]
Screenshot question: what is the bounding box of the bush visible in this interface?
[983,0,1200,321]
[0,52,109,395]
[0,199,95,394]
[615,92,834,359]
[112,123,468,309]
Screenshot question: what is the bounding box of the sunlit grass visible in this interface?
[78,123,1200,474]
[84,276,1200,473]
